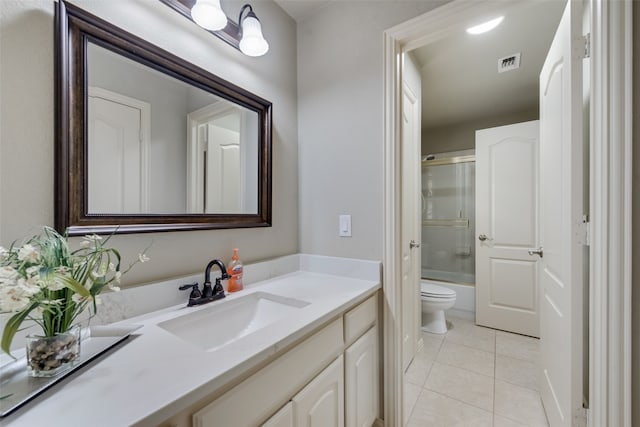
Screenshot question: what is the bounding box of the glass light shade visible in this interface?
[466,16,504,35]
[191,0,227,31]
[239,16,269,57]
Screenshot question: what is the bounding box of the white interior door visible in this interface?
[475,120,540,337]
[538,1,585,425]
[88,92,146,214]
[206,123,241,213]
[401,83,421,372]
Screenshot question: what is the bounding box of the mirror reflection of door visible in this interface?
[187,104,254,214]
[87,87,150,214]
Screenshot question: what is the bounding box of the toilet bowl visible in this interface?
[420,282,456,334]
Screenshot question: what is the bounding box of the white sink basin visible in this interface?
[158,292,310,351]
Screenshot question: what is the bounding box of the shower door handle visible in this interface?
[410,240,420,249]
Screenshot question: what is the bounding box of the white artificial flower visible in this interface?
[80,240,91,248]
[0,266,18,281]
[26,274,42,288]
[0,282,34,312]
[107,283,121,292]
[82,234,102,242]
[114,271,122,283]
[92,263,107,278]
[45,275,66,291]
[0,247,8,262]
[72,293,90,304]
[55,266,70,275]
[17,244,39,263]
[138,253,150,263]
[108,263,116,271]
[16,278,40,297]
[26,265,40,277]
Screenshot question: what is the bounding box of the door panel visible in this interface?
[293,356,344,427]
[489,258,537,310]
[538,1,584,425]
[401,83,420,371]
[88,95,142,214]
[489,139,537,246]
[476,120,540,337]
[345,326,379,427]
[206,124,241,213]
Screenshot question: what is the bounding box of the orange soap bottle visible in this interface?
[227,248,244,292]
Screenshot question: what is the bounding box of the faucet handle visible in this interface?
[179,283,202,300]
[213,278,225,296]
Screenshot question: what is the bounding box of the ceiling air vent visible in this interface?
[498,53,521,73]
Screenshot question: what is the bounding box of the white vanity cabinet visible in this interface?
[261,402,294,427]
[292,355,344,427]
[345,326,379,427]
[181,293,379,427]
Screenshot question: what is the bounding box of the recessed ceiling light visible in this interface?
[466,16,504,35]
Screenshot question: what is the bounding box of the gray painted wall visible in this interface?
[0,0,298,286]
[297,0,447,260]
[422,108,539,155]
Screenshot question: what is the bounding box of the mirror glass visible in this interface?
[55,0,272,235]
[87,43,258,215]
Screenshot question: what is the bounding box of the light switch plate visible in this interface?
[339,215,351,237]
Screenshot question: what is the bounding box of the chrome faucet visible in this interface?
[179,259,229,306]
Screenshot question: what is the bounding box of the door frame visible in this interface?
[382,1,633,426]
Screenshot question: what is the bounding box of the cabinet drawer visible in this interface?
[344,294,377,345]
[193,318,343,427]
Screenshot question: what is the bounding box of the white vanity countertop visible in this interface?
[1,254,381,426]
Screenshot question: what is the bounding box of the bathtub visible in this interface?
[420,278,475,320]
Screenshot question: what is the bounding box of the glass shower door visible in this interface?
[421,156,476,285]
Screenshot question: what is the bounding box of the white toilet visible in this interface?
[420,282,457,334]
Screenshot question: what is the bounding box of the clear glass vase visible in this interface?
[25,324,81,377]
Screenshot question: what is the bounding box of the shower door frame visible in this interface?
[421,153,476,286]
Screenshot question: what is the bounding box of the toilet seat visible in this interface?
[420,283,456,298]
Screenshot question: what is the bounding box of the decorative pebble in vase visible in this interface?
[25,324,81,377]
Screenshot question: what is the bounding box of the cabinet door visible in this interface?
[262,402,294,427]
[293,355,344,427]
[345,326,379,427]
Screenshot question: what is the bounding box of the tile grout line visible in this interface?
[422,388,496,417]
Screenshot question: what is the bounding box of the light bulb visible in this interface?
[239,15,269,57]
[191,0,227,31]
[466,16,504,35]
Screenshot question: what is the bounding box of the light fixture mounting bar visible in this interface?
[159,0,241,49]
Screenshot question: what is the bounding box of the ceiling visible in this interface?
[273,0,567,129]
[273,0,333,22]
[412,0,566,129]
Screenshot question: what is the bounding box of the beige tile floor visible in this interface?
[404,316,549,427]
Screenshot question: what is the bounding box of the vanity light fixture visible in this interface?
[237,4,269,57]
[466,16,504,35]
[161,0,269,57]
[191,0,227,31]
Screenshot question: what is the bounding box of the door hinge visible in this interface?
[581,33,591,59]
[574,405,588,427]
[577,214,590,246]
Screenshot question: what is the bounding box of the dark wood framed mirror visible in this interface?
[55,0,272,235]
